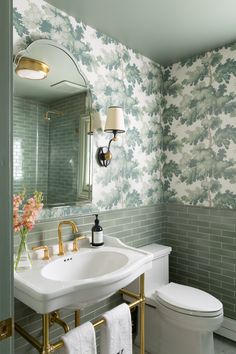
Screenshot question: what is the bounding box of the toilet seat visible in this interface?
[154,282,223,318]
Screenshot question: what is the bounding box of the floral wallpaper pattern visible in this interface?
[163,44,236,208]
[13,0,163,217]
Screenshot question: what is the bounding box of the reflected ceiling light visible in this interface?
[97,106,125,167]
[15,57,50,80]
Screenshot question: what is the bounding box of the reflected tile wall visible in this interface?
[13,97,49,200]
[13,93,87,205]
[48,92,87,205]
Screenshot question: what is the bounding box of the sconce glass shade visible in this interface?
[15,57,50,80]
[104,106,125,133]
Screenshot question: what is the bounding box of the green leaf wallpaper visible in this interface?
[164,46,236,208]
[13,0,163,213]
[13,0,236,212]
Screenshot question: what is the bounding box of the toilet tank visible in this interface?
[140,244,172,297]
[125,244,172,299]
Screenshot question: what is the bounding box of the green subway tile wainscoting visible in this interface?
[13,205,165,257]
[162,204,236,320]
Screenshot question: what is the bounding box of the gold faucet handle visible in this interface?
[72,236,87,252]
[32,245,50,260]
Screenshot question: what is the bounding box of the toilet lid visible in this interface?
[156,282,223,315]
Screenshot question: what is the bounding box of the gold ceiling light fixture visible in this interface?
[97,106,125,167]
[15,57,50,80]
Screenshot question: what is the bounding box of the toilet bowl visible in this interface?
[127,244,223,354]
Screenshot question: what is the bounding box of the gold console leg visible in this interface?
[15,311,69,353]
[140,273,145,354]
[75,310,80,327]
[42,314,54,354]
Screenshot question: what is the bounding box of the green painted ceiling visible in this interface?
[46,0,236,65]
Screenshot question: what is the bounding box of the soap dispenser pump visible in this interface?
[91,214,104,246]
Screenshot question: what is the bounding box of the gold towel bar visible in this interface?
[93,297,142,329]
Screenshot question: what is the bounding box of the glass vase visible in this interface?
[14,230,32,272]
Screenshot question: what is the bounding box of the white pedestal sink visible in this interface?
[14,236,153,313]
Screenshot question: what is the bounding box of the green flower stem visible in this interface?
[14,231,32,271]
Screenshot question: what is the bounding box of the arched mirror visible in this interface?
[13,39,92,207]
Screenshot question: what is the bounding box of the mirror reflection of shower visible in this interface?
[13,39,92,207]
[44,110,64,121]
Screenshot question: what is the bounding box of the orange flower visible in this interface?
[13,191,43,234]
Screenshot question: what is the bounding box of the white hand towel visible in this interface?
[100,303,132,354]
[62,321,97,354]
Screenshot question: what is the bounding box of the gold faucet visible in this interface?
[58,220,79,256]
[72,235,87,252]
[32,245,50,260]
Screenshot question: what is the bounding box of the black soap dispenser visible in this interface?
[91,214,104,247]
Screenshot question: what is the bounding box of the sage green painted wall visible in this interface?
[0,0,13,353]
[46,0,236,66]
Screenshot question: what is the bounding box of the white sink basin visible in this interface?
[41,250,129,282]
[14,236,153,314]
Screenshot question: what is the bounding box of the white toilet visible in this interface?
[129,244,223,354]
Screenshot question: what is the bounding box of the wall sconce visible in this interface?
[97,106,125,167]
[15,57,50,80]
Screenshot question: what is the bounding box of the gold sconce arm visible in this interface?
[72,235,87,252]
[32,245,50,260]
